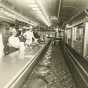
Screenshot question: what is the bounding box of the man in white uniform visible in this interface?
[23,27,34,47]
[8,28,25,59]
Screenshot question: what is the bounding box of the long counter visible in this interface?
[0,42,50,88]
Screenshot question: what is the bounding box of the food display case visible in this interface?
[82,22,88,59]
[71,23,85,55]
[65,29,72,46]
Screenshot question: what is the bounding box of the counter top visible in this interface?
[0,44,45,88]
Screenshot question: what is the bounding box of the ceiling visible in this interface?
[60,0,88,26]
[0,0,59,26]
[0,0,88,27]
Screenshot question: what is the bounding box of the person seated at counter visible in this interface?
[33,31,40,43]
[17,28,26,43]
[8,28,25,59]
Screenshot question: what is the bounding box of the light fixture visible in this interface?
[26,0,51,26]
[32,7,40,11]
[66,24,72,28]
[29,4,38,8]
[0,8,16,19]
[0,15,15,23]
[0,3,38,26]
[36,0,51,26]
[27,0,35,4]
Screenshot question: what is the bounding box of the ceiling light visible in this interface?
[27,0,51,26]
[0,15,15,22]
[0,3,38,26]
[32,7,40,11]
[27,0,35,4]
[29,4,38,8]
[0,8,16,19]
[18,0,35,4]
[37,10,43,14]
[36,0,51,26]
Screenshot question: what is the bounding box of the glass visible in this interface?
[83,22,88,59]
[65,29,72,46]
[72,24,84,55]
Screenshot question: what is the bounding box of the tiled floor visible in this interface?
[21,44,76,88]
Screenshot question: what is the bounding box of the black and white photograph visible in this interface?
[0,0,88,88]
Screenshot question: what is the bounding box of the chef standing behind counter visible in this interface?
[8,27,25,59]
[23,26,35,48]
